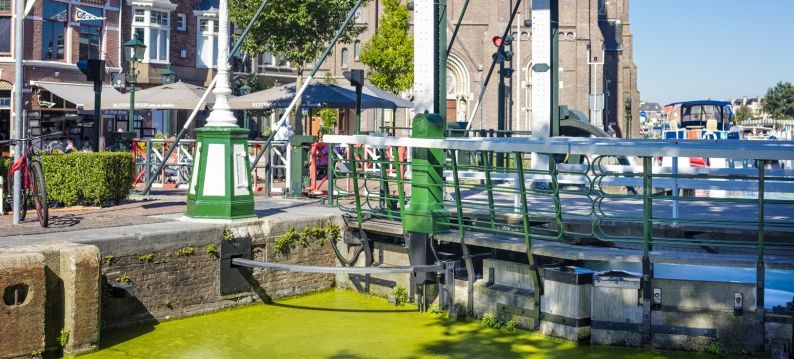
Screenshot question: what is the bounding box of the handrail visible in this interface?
[324,135,794,160]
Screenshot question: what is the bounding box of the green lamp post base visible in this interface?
[186,126,256,220]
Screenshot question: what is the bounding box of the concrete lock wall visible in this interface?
[473,259,539,329]
[540,267,594,342]
[649,278,758,353]
[0,252,46,358]
[591,270,643,347]
[0,244,101,357]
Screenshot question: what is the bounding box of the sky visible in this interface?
[630,0,794,105]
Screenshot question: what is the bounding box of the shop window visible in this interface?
[42,0,68,60]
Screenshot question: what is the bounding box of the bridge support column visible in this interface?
[403,113,448,307]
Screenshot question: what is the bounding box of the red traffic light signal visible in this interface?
[492,34,514,48]
[492,36,503,47]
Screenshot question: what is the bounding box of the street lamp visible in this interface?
[161,68,177,84]
[239,83,252,130]
[123,34,146,134]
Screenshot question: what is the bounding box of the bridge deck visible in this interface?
[347,216,794,270]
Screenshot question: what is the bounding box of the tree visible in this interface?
[359,0,413,93]
[229,0,366,131]
[734,105,752,124]
[763,82,794,119]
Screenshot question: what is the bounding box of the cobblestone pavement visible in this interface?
[0,198,187,237]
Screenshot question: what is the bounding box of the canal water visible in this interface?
[73,290,733,358]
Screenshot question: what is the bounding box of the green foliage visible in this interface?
[360,0,413,93]
[229,0,366,71]
[481,313,516,332]
[503,319,517,333]
[319,109,338,135]
[176,247,196,257]
[58,329,70,347]
[326,223,340,243]
[39,152,133,206]
[481,312,502,328]
[273,227,301,255]
[205,243,219,257]
[273,224,338,255]
[734,105,752,123]
[428,302,443,315]
[152,133,165,150]
[763,81,794,119]
[138,254,154,263]
[0,157,10,194]
[393,284,408,306]
[103,255,115,267]
[707,341,722,355]
[223,228,233,242]
[116,273,131,284]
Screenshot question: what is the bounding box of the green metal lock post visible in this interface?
[403,113,449,234]
[186,126,255,220]
[288,135,315,197]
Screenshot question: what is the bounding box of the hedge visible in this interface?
[1,152,134,207]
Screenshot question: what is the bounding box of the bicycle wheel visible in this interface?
[7,171,28,222]
[29,160,49,227]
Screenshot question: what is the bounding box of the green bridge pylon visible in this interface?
[403,113,449,234]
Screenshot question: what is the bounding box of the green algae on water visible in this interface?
[75,290,731,358]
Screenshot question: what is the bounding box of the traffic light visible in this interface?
[77,59,106,82]
[492,33,514,64]
[492,34,514,48]
[501,68,515,78]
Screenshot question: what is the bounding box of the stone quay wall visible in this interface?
[0,213,340,358]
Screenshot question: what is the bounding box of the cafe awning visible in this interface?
[102,81,219,110]
[229,81,399,110]
[34,81,123,111]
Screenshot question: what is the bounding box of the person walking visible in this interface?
[271,120,294,181]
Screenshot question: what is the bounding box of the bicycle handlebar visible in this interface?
[0,132,64,147]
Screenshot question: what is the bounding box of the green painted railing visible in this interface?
[325,135,794,260]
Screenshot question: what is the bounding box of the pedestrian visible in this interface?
[271,120,293,181]
[64,138,76,154]
[81,137,93,152]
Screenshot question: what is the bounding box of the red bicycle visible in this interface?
[4,137,49,227]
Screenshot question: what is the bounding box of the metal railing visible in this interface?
[324,134,794,259]
[131,138,288,193]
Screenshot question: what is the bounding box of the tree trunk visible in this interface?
[293,64,304,135]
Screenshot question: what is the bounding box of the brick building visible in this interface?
[1,0,125,146]
[1,0,641,146]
